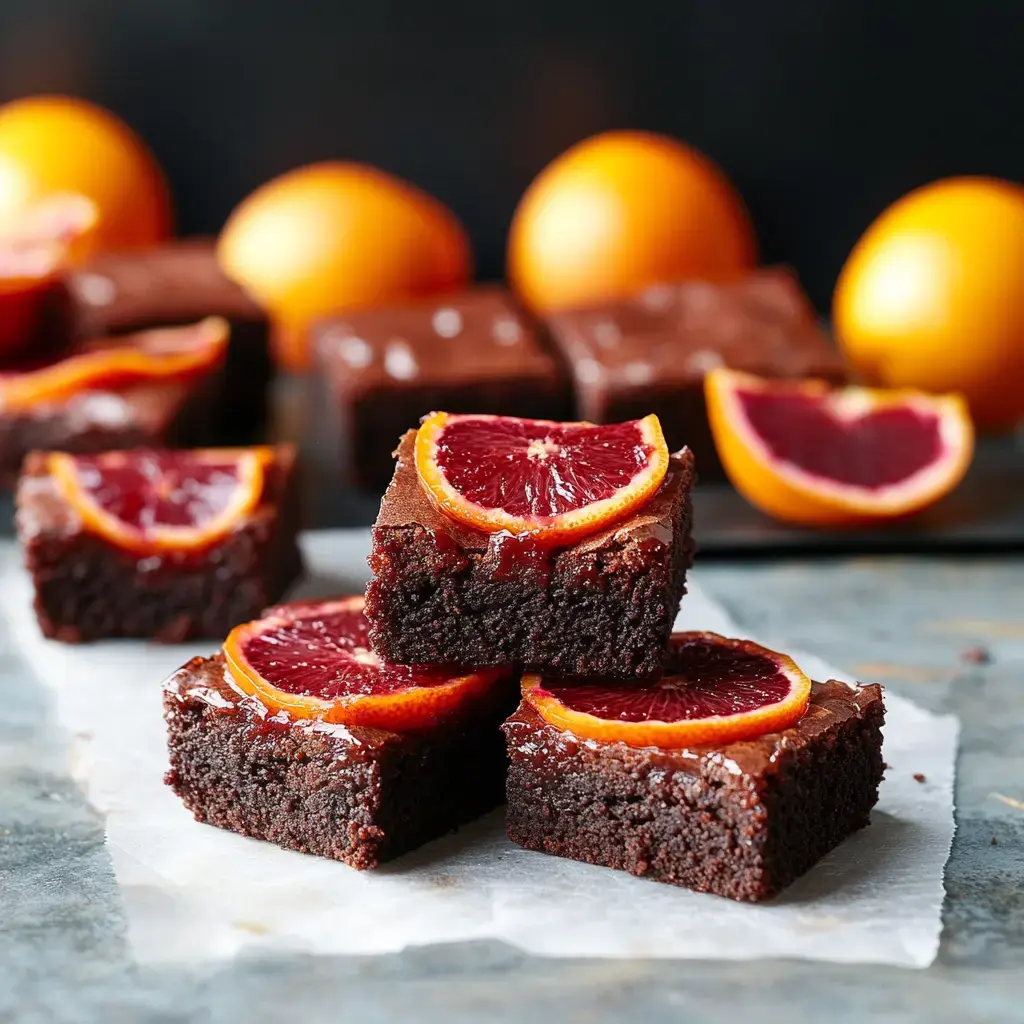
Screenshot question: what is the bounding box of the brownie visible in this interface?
[365,431,694,678]
[63,239,272,443]
[543,268,846,477]
[312,286,570,491]
[0,373,221,488]
[503,678,885,902]
[163,651,516,868]
[16,445,303,642]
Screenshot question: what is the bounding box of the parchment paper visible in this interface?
[1,531,957,967]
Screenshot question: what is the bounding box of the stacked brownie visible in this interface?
[314,269,842,490]
[162,409,883,900]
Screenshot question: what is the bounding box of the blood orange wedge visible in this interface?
[705,368,974,527]
[223,596,503,730]
[0,316,228,412]
[414,412,670,543]
[522,632,812,748]
[47,447,273,554]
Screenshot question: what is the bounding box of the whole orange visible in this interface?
[217,162,472,371]
[507,130,756,313]
[0,96,171,255]
[834,177,1024,431]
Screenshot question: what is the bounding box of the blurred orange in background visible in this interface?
[834,176,1024,431]
[0,96,172,256]
[507,130,756,314]
[217,162,473,372]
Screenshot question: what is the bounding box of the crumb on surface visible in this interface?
[913,773,926,783]
[960,645,992,665]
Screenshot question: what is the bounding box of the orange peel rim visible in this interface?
[522,631,813,748]
[0,316,229,412]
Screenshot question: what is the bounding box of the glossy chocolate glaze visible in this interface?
[164,653,377,750]
[65,239,265,339]
[314,285,562,396]
[544,267,844,421]
[375,429,688,558]
[503,679,885,779]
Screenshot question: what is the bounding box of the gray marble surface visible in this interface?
[2,554,1022,1023]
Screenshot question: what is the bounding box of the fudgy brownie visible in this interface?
[64,239,272,442]
[163,651,516,868]
[313,286,570,490]
[16,445,303,642]
[503,678,885,902]
[543,268,846,476]
[365,430,694,678]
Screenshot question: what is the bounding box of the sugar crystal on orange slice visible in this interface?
[705,368,974,527]
[414,411,670,544]
[48,446,273,555]
[522,632,812,748]
[223,596,504,730]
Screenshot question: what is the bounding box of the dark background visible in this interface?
[0,0,1021,313]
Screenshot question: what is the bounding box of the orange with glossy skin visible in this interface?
[0,317,228,411]
[0,96,171,255]
[521,633,812,748]
[224,596,502,730]
[414,411,670,543]
[705,368,974,528]
[48,447,273,554]
[217,162,472,371]
[508,130,756,313]
[834,177,1024,430]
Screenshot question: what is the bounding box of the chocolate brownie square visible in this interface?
[313,286,570,490]
[543,268,845,476]
[163,651,516,868]
[16,445,302,642]
[0,373,221,488]
[64,239,271,443]
[504,677,885,902]
[365,430,694,678]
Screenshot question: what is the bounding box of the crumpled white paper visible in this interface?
[1,531,957,967]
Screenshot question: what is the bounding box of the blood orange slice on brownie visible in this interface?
[224,596,504,730]
[47,447,272,554]
[705,368,974,527]
[0,316,228,412]
[415,411,670,543]
[522,632,811,748]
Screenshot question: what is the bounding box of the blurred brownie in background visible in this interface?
[64,239,271,442]
[543,268,845,478]
[313,286,570,492]
[0,378,221,488]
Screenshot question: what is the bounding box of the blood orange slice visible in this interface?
[705,368,974,527]
[0,317,228,412]
[414,412,670,543]
[522,632,811,748]
[0,194,98,358]
[47,447,273,554]
[224,596,504,730]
